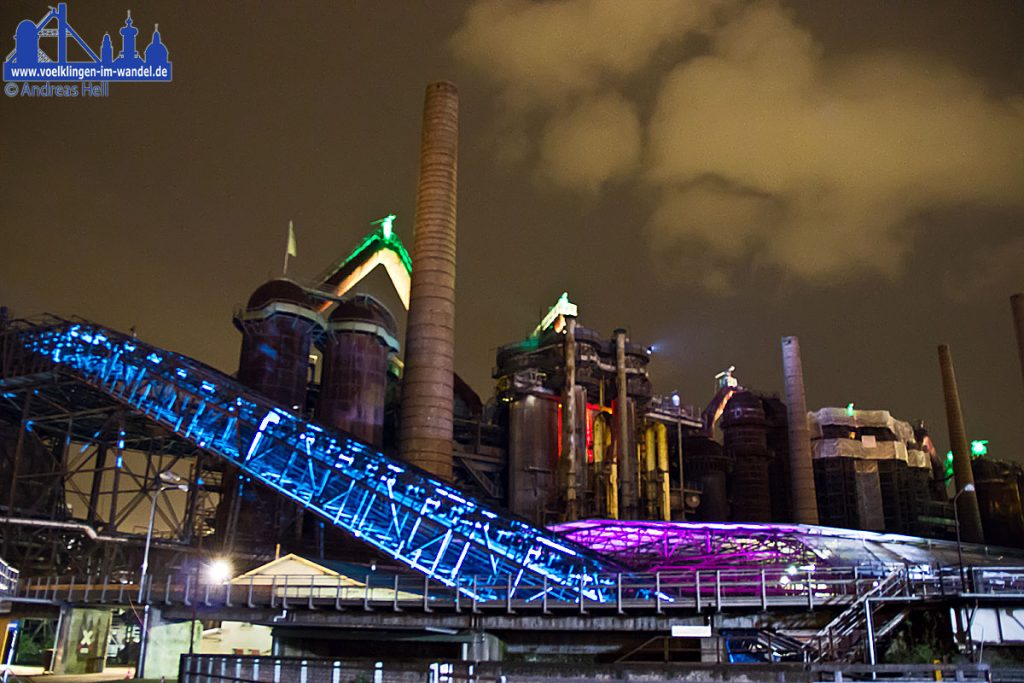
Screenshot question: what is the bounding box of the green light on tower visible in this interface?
[970,439,988,458]
[846,403,855,416]
[374,213,396,240]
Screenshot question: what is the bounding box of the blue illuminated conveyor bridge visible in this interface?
[14,319,613,602]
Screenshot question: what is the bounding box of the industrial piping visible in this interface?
[781,336,819,525]
[560,317,579,521]
[937,344,985,544]
[399,82,459,480]
[615,329,637,519]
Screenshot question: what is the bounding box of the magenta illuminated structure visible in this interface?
[550,519,1011,574]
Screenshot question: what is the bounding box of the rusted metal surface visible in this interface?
[937,344,984,544]
[781,336,818,525]
[399,81,459,481]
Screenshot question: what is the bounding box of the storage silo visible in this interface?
[318,295,399,448]
[721,390,773,522]
[973,458,1024,548]
[683,435,733,522]
[234,278,324,411]
[222,278,323,553]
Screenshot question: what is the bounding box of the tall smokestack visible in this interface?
[615,329,638,519]
[781,336,818,525]
[1012,294,1024,399]
[399,82,459,480]
[937,344,984,544]
[559,317,579,521]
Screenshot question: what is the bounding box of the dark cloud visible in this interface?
[453,0,1024,288]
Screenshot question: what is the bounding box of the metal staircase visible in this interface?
[9,318,613,602]
[805,568,913,663]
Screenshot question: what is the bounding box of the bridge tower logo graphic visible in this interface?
[4,3,171,82]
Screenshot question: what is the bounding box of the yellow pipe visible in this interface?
[644,425,657,518]
[656,422,671,521]
[607,458,618,520]
[594,416,618,518]
[644,425,657,473]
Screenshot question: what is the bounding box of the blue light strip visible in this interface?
[16,320,612,601]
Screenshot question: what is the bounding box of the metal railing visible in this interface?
[178,654,997,683]
[14,565,1024,615]
[0,566,939,613]
[0,557,18,601]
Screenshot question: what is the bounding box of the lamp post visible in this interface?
[137,470,188,678]
[953,482,976,593]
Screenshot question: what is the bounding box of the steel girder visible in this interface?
[12,319,613,601]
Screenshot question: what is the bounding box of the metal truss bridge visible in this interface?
[0,317,612,602]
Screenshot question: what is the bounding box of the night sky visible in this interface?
[2,1,1022,463]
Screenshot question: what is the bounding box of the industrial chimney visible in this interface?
[937,344,985,544]
[399,82,459,480]
[781,336,819,525]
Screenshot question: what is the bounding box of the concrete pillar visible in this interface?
[1012,294,1024,402]
[560,317,579,521]
[399,81,459,481]
[50,606,112,675]
[615,330,638,519]
[937,344,984,544]
[781,336,819,525]
[140,607,203,679]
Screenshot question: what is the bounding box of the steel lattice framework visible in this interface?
[10,318,613,601]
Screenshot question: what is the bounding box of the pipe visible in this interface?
[780,336,819,525]
[644,425,657,519]
[399,81,459,480]
[615,329,637,519]
[656,422,671,521]
[937,344,984,544]
[560,317,578,521]
[607,454,619,521]
[677,418,686,521]
[0,517,128,543]
[594,416,618,519]
[1012,294,1024,401]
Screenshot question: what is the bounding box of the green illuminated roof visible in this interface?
[317,214,412,287]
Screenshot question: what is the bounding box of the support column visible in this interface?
[781,336,819,525]
[87,444,107,527]
[50,606,112,675]
[3,393,32,558]
[560,317,578,521]
[139,607,202,679]
[938,344,984,544]
[615,329,637,520]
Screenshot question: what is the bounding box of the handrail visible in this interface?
[13,565,1024,614]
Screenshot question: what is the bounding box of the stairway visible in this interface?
[11,318,613,602]
[804,568,912,663]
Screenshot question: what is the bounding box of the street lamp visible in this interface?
[953,482,976,593]
[137,470,188,678]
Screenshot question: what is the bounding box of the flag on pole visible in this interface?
[283,221,297,275]
[287,220,297,257]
